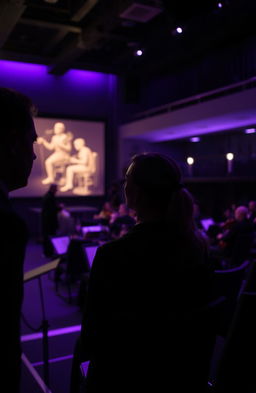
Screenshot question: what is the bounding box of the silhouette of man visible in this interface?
[0,87,37,392]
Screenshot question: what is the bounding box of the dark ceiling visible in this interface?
[1,0,256,78]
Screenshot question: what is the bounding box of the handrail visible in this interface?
[214,260,251,274]
[133,76,256,120]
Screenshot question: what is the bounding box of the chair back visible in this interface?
[214,261,256,392]
[212,260,251,336]
[66,238,90,282]
[213,259,251,299]
[229,232,254,266]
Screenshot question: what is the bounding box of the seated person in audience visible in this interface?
[109,203,136,238]
[217,205,254,267]
[248,200,256,220]
[93,201,113,225]
[248,200,256,230]
[70,152,215,393]
[57,203,75,236]
[220,206,235,230]
[107,181,122,211]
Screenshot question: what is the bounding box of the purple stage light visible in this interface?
[176,27,183,34]
[0,60,114,90]
[218,2,223,8]
[190,136,200,142]
[245,128,256,134]
[21,324,81,342]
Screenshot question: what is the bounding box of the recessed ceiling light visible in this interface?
[135,49,143,56]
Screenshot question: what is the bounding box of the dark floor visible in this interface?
[21,239,83,393]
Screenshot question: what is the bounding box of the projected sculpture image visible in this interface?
[37,122,73,185]
[60,138,94,193]
[38,121,98,195]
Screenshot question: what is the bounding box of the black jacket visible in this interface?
[71,222,215,393]
[0,191,28,393]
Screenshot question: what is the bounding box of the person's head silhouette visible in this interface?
[0,87,37,191]
[124,152,195,233]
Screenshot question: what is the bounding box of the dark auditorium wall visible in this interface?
[156,131,256,220]
[121,130,256,220]
[156,130,256,178]
[119,36,256,121]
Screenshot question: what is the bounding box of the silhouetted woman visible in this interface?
[70,152,215,393]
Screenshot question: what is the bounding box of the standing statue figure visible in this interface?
[37,122,72,185]
[60,138,92,192]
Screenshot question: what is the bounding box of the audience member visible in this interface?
[57,203,75,236]
[220,206,235,230]
[41,183,59,257]
[107,181,122,210]
[109,202,136,238]
[93,201,113,225]
[248,200,256,225]
[0,87,37,392]
[214,205,254,268]
[70,152,215,393]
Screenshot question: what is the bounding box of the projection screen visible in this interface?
[11,116,105,197]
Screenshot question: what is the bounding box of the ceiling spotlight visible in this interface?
[176,26,183,34]
[226,153,234,161]
[190,136,200,142]
[135,49,143,56]
[245,128,256,134]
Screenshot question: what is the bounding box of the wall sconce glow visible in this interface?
[186,156,194,176]
[187,157,194,165]
[226,153,234,161]
[136,49,143,56]
[190,136,200,142]
[245,128,256,134]
[176,27,183,34]
[226,153,234,174]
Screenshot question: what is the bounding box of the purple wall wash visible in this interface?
[0,60,117,117]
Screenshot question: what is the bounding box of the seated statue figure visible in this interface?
[60,138,93,192]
